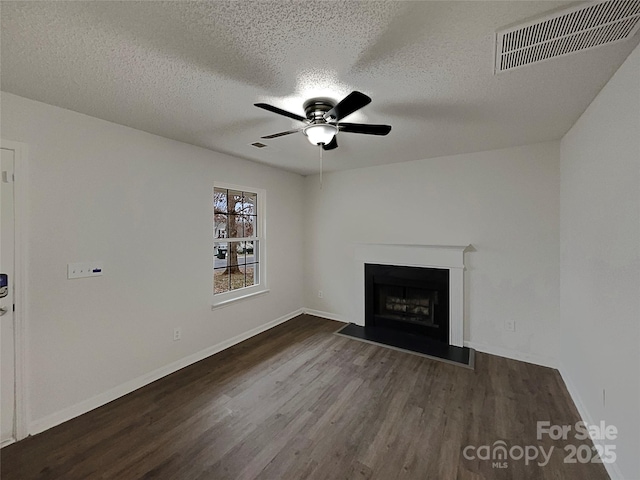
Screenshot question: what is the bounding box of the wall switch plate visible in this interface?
[68,262,104,279]
[318,290,323,298]
[173,328,181,341]
[504,320,516,332]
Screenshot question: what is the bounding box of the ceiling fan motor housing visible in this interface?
[303,98,335,123]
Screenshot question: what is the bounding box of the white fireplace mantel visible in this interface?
[354,243,469,347]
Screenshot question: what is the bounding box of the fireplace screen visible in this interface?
[376,285,438,326]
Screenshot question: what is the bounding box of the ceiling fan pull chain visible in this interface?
[319,144,323,190]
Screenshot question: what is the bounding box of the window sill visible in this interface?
[211,288,270,309]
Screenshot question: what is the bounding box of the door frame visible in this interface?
[1,139,28,443]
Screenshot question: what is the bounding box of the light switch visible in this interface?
[68,262,104,279]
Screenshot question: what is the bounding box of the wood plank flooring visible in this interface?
[1,315,609,479]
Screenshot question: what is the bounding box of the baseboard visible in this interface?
[28,308,305,436]
[558,363,622,480]
[0,437,16,449]
[302,308,350,323]
[464,340,557,369]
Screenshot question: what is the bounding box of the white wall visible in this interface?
[560,44,640,480]
[1,92,305,431]
[303,141,561,366]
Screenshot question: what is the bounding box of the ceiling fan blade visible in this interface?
[338,123,391,135]
[260,129,300,139]
[254,103,307,123]
[324,91,371,122]
[322,137,338,151]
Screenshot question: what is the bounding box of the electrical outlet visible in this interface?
[173,328,181,341]
[504,320,515,332]
[318,290,323,299]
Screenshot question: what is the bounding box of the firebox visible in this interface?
[365,263,449,343]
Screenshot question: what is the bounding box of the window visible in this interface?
[213,184,266,305]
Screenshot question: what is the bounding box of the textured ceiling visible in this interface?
[2,1,639,175]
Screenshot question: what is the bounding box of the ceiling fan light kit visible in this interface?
[303,123,338,145]
[254,91,391,151]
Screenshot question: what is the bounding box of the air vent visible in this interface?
[495,0,640,73]
[251,142,267,148]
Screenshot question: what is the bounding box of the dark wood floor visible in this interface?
[1,315,609,480]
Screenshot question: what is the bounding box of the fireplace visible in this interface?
[365,264,449,343]
[354,244,467,347]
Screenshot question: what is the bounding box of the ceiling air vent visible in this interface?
[495,0,640,73]
[251,142,267,148]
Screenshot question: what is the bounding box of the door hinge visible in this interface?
[2,171,14,183]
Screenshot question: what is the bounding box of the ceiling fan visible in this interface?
[254,91,391,151]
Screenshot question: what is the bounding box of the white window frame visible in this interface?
[212,183,268,307]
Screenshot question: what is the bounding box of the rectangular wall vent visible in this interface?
[251,142,268,148]
[495,0,640,73]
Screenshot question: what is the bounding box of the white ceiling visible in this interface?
[2,1,639,175]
